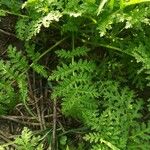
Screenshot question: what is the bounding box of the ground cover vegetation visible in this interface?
[0,0,150,149]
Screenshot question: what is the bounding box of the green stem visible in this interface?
[0,9,29,18]
[58,127,88,137]
[100,138,120,150]
[20,36,68,77]
[72,32,76,81]
[38,37,68,61]
[72,32,75,64]
[97,0,108,15]
[81,39,133,57]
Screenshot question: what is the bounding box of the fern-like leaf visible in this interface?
[0,46,28,114]
[84,81,148,150]
[55,46,90,59]
[14,127,43,150]
[49,59,96,81]
[52,72,92,98]
[128,122,150,150]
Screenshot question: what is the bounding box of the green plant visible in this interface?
[15,127,43,150]
[0,0,150,149]
[0,44,48,114]
[0,127,44,150]
[49,46,98,118]
[84,81,150,150]
[0,45,28,114]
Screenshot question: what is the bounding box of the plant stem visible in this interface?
[81,39,133,57]
[51,99,57,150]
[38,36,68,61]
[0,9,29,18]
[72,32,75,64]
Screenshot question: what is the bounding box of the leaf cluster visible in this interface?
[84,81,150,150]
[49,46,98,118]
[0,44,48,114]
